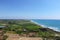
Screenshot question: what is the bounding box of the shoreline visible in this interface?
[31,20,47,28]
[31,20,60,32]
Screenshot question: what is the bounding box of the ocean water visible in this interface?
[32,19,60,32]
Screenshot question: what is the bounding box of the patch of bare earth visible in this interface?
[5,31,43,40]
[7,36,42,40]
[19,37,42,40]
[6,34,43,40]
[6,34,20,40]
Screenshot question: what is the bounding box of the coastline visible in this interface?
[31,20,60,32]
[31,20,47,28]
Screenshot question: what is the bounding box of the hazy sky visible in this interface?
[0,0,60,19]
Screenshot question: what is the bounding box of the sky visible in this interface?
[0,0,60,19]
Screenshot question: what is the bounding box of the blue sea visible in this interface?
[32,19,60,32]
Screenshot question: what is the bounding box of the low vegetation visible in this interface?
[0,19,60,40]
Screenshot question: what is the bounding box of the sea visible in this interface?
[32,19,60,32]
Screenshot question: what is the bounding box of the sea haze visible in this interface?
[32,19,60,32]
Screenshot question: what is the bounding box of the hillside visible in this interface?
[0,19,60,40]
